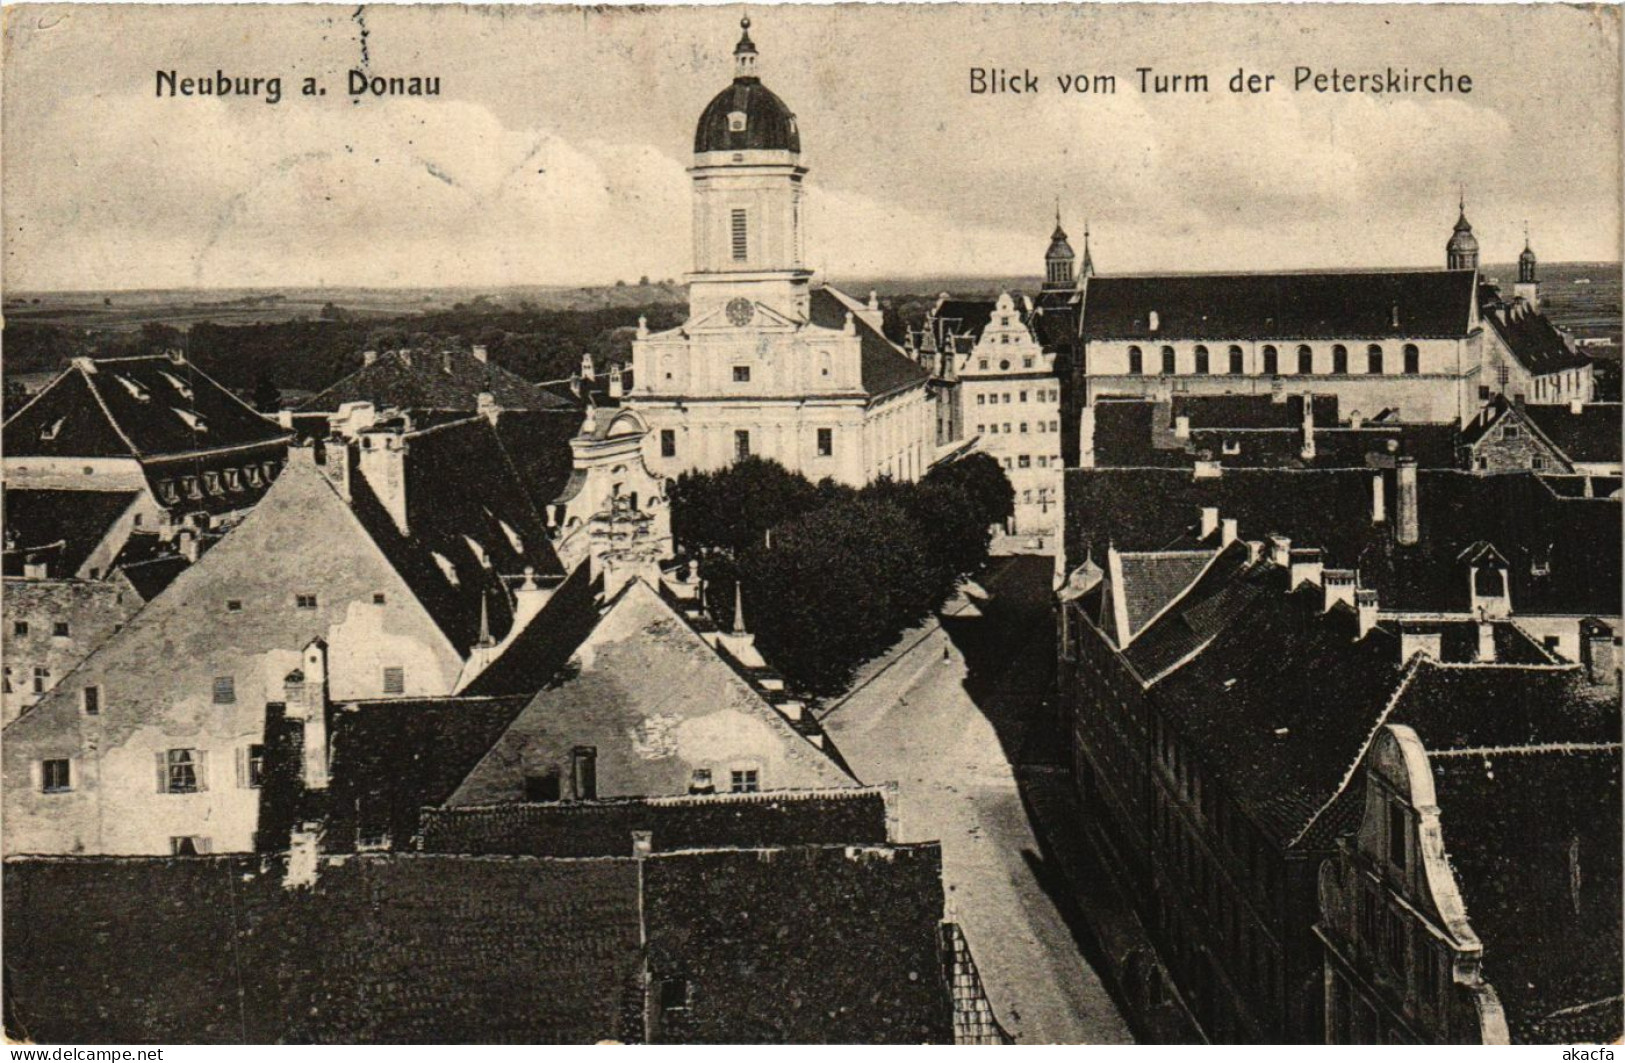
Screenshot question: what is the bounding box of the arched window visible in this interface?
[1161,346,1177,375]
[1297,345,1314,375]
[1332,345,1349,374]
[1262,345,1279,375]
[1367,344,1384,375]
[1228,345,1244,374]
[1403,344,1420,375]
[1194,345,1210,374]
[1128,346,1143,375]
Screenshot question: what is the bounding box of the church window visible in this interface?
[1297,345,1314,375]
[730,209,748,262]
[1332,345,1349,374]
[1367,345,1384,374]
[1403,344,1420,375]
[1194,346,1210,374]
[1128,346,1144,374]
[660,429,677,458]
[1160,346,1176,375]
[732,365,751,383]
[734,430,751,460]
[1262,346,1279,375]
[817,428,833,457]
[1225,346,1243,374]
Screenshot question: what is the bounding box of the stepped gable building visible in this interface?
[1460,394,1622,478]
[4,353,291,522]
[1064,465,1621,661]
[631,19,933,487]
[1056,516,1620,1042]
[1318,725,1621,1044]
[1082,393,1460,471]
[1,408,589,856]
[4,837,986,1043]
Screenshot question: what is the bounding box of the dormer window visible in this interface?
[39,416,65,442]
[224,469,242,492]
[181,476,202,500]
[203,471,222,496]
[727,111,747,132]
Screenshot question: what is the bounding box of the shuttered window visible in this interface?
[383,666,405,695]
[730,209,748,262]
[212,676,235,704]
[158,749,208,793]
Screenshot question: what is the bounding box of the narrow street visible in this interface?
[822,556,1134,1045]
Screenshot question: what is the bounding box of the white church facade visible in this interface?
[630,18,934,487]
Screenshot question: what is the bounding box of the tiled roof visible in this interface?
[1172,393,1338,430]
[1429,748,1622,1043]
[4,356,290,460]
[1389,663,1622,751]
[1521,403,1622,465]
[298,349,573,413]
[1485,302,1592,376]
[459,561,601,698]
[1114,550,1218,644]
[321,694,535,851]
[420,787,892,858]
[489,409,588,509]
[346,416,564,655]
[1123,543,1264,682]
[1,489,139,578]
[930,299,995,346]
[1081,271,1478,341]
[1064,468,1622,618]
[812,287,931,399]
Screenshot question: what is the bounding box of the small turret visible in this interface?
[1044,202,1076,291]
[1446,192,1480,271]
[1515,224,1540,310]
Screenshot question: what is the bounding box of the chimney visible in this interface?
[1349,410,1364,430]
[363,349,378,367]
[277,409,294,429]
[21,558,49,580]
[358,428,410,535]
[1400,626,1441,662]
[472,344,488,364]
[1476,620,1497,663]
[476,391,501,425]
[1289,547,1324,590]
[1570,398,1584,415]
[1220,518,1238,548]
[1321,569,1357,612]
[1391,303,1401,329]
[1580,618,1617,685]
[1395,458,1419,546]
[580,352,596,381]
[1268,534,1292,569]
[1193,458,1222,480]
[1299,396,1316,461]
[331,401,377,440]
[868,289,880,311]
[1199,506,1219,540]
[442,351,453,374]
[285,638,330,790]
[284,824,322,890]
[1371,472,1387,524]
[315,437,351,501]
[1078,404,1097,469]
[176,526,200,564]
[1174,414,1191,440]
[1356,589,1380,639]
[631,831,653,860]
[608,366,625,400]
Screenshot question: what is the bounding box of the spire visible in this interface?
[1081,219,1095,279]
[734,14,759,79]
[732,579,748,634]
[476,589,493,648]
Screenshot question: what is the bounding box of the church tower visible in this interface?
[688,17,812,323]
[1446,195,1480,271]
[1043,207,1076,291]
[1514,225,1540,310]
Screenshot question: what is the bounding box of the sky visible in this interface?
[3,3,1620,290]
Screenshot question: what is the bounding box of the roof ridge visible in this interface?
[77,363,145,459]
[1428,742,1621,758]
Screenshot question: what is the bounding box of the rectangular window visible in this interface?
[41,759,72,793]
[382,666,405,695]
[660,429,677,458]
[160,748,206,794]
[734,430,751,460]
[1018,455,1031,468]
[732,365,751,383]
[572,745,598,801]
[1020,390,1028,403]
[226,599,243,613]
[33,666,50,694]
[689,768,714,794]
[373,592,387,605]
[295,594,318,610]
[524,768,561,802]
[212,676,235,705]
[976,394,985,405]
[239,744,266,788]
[12,621,27,637]
[817,428,833,457]
[730,768,760,793]
[53,622,70,638]
[730,208,748,262]
[82,686,100,716]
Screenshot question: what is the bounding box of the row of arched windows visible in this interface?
[1126,343,1421,376]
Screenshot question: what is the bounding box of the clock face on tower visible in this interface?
[725,297,755,327]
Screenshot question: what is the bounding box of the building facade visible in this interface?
[630,19,933,487]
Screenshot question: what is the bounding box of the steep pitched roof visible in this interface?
[299,348,573,413]
[1520,403,1623,465]
[1081,271,1478,341]
[812,287,930,399]
[1,489,139,578]
[1485,302,1591,375]
[3,356,289,460]
[1429,748,1622,1043]
[489,409,588,509]
[929,298,995,346]
[458,561,601,698]
[1112,549,1219,645]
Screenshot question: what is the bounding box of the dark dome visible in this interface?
[1047,224,1075,262]
[694,78,800,154]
